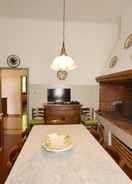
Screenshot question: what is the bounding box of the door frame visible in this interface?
[0,67,29,128]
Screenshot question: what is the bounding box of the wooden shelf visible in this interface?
[96,69,132,82]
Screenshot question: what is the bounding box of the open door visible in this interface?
[20,75,28,130]
[21,75,27,114]
[0,68,29,130]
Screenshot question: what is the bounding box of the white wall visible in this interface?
[0,18,118,85]
[29,84,99,109]
[102,1,132,74]
[0,17,119,110]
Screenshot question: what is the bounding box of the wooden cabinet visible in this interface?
[96,69,132,148]
[44,104,81,124]
[0,113,3,151]
[0,98,7,116]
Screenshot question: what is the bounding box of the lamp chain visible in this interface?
[60,0,66,55]
[63,0,65,45]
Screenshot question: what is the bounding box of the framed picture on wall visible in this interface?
[124,34,132,49]
[109,56,118,68]
[7,55,21,68]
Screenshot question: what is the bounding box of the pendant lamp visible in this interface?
[50,0,76,79]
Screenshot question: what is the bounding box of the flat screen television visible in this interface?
[47,88,71,103]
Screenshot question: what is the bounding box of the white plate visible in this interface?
[42,132,73,152]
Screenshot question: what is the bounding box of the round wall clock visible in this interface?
[7,55,21,68]
[57,70,68,80]
[109,56,118,68]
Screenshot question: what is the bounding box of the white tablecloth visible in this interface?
[5,125,131,184]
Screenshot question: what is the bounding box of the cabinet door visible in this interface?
[65,109,80,124]
[0,115,3,150]
[0,70,1,113]
[46,109,65,121]
[45,105,80,124]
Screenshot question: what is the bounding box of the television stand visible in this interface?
[44,103,81,124]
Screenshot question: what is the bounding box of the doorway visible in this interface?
[0,68,29,131]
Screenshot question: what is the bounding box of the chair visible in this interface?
[93,126,122,164]
[89,124,104,145]
[81,107,90,121]
[97,124,104,144]
[7,128,30,169]
[104,145,121,164]
[89,124,123,166]
[120,161,132,180]
[21,129,30,142]
[31,107,45,126]
[81,107,98,126]
[7,143,22,169]
[81,108,99,139]
[111,135,132,179]
[104,135,132,179]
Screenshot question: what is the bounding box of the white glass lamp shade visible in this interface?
[50,54,76,71]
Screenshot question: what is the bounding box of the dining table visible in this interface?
[5,124,131,184]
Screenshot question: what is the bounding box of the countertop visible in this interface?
[6,125,131,184]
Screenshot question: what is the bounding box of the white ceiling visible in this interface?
[0,0,130,23]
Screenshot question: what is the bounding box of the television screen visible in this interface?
[47,88,71,102]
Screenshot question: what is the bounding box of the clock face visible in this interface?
[7,55,20,68]
[57,70,68,80]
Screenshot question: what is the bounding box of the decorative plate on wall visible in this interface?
[7,55,21,68]
[109,56,118,68]
[124,34,132,49]
[57,70,68,80]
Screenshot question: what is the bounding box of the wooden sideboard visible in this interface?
[44,104,81,124]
